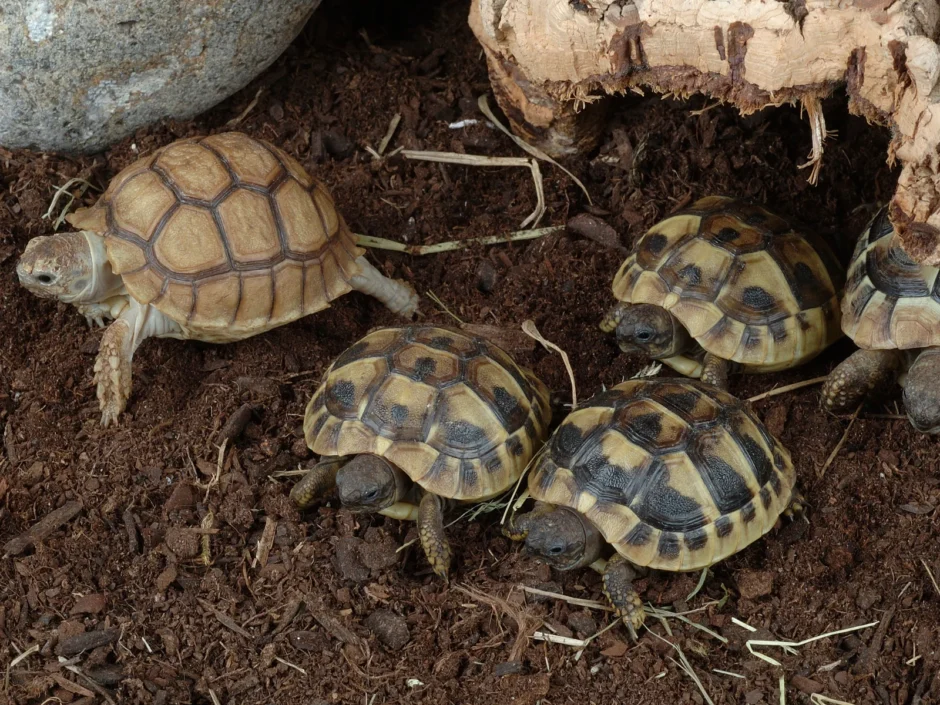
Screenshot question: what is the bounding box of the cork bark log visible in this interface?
[469,0,940,264]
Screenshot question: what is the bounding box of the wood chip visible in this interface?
[566,213,625,251]
[791,674,824,694]
[122,506,140,553]
[198,599,252,638]
[3,420,18,465]
[3,500,84,556]
[900,503,934,515]
[271,598,304,636]
[51,673,96,698]
[56,627,121,657]
[253,517,277,569]
[218,403,255,442]
[600,640,629,657]
[314,612,365,654]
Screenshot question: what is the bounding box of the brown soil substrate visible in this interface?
[1,1,937,704]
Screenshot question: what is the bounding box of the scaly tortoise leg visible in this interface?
[289,457,347,509]
[418,492,452,580]
[782,489,807,520]
[95,317,135,427]
[820,348,902,415]
[503,500,556,541]
[600,302,631,334]
[700,353,730,390]
[593,554,645,640]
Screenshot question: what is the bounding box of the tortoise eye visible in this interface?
[635,330,652,342]
[37,274,53,284]
[548,544,565,556]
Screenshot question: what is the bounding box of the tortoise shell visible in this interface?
[611,196,845,372]
[304,325,552,501]
[66,132,363,342]
[528,378,795,572]
[841,207,940,350]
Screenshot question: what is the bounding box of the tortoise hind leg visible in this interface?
[290,457,347,509]
[418,492,452,580]
[349,257,419,318]
[598,554,646,640]
[820,349,902,415]
[701,353,730,389]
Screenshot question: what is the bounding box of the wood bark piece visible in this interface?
[3,500,84,556]
[468,0,940,263]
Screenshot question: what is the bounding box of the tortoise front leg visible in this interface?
[289,457,347,509]
[820,348,902,415]
[701,352,730,390]
[503,500,556,541]
[593,554,646,640]
[94,300,181,426]
[782,489,807,520]
[600,301,631,334]
[418,492,452,580]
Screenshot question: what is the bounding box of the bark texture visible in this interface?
[469,0,940,264]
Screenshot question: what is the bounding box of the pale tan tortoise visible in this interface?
[290,324,552,579]
[601,196,845,389]
[821,207,940,433]
[16,132,418,425]
[507,377,800,637]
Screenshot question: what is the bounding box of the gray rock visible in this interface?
[0,0,322,154]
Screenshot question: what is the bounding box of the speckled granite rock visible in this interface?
[0,0,321,154]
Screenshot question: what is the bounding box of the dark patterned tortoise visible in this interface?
[291,325,552,579]
[821,208,940,433]
[507,377,799,636]
[601,196,845,389]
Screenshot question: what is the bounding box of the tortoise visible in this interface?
[290,324,552,578]
[506,377,799,636]
[600,196,845,389]
[16,132,418,426]
[821,207,940,433]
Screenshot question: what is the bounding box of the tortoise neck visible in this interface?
[82,231,125,303]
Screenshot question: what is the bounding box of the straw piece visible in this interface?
[746,621,878,667]
[746,376,828,403]
[477,94,593,205]
[522,320,577,409]
[355,225,563,255]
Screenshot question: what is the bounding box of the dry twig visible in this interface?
[818,405,861,479]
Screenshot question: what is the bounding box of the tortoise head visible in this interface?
[521,505,602,571]
[903,348,940,434]
[336,454,407,512]
[614,304,691,359]
[16,231,113,304]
